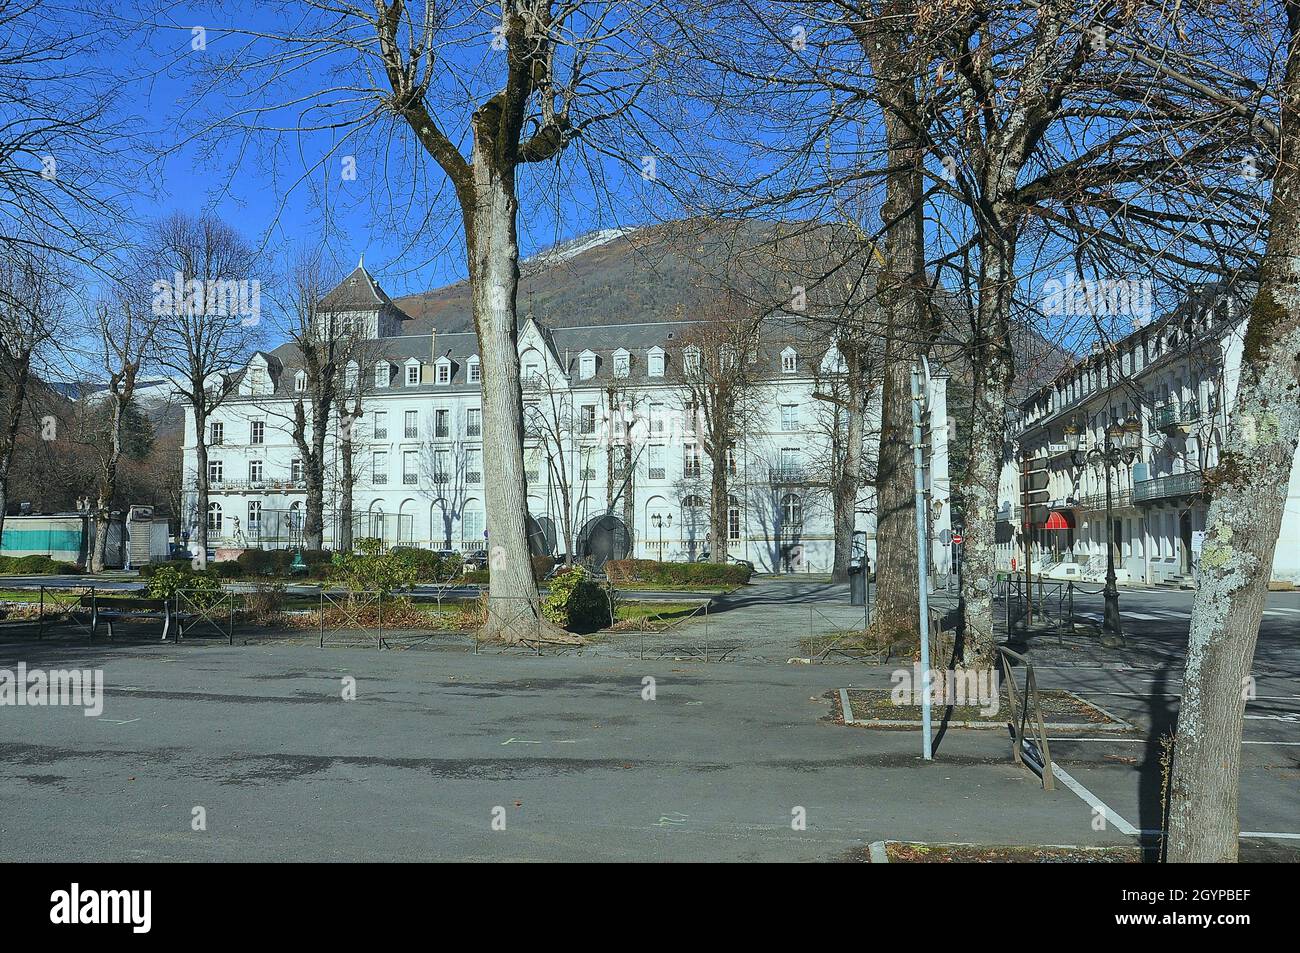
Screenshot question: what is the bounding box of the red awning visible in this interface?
[1044,510,1075,530]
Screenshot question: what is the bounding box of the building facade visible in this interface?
[997,286,1300,586]
[181,265,953,573]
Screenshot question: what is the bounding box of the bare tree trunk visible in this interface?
[1167,4,1300,863]
[468,163,568,643]
[90,397,124,573]
[193,403,209,567]
[874,349,918,632]
[859,13,926,638]
[0,353,32,550]
[710,459,729,562]
[959,241,1018,667]
[338,432,354,553]
[831,380,865,584]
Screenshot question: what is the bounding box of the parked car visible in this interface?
[694,548,755,572]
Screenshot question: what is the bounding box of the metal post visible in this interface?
[1101,433,1124,647]
[911,365,932,760]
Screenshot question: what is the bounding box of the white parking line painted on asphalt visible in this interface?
[1123,612,1165,621]
[1158,611,1192,619]
[1241,831,1300,840]
[1049,762,1139,835]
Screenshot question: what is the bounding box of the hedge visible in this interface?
[603,559,751,587]
[0,554,81,575]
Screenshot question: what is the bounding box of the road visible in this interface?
[0,578,1294,861]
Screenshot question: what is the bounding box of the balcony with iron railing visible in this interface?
[403,473,418,485]
[466,422,481,437]
[769,466,809,484]
[1153,400,1200,433]
[210,478,307,492]
[1133,469,1206,503]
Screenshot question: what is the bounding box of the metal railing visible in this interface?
[1133,469,1205,502]
[996,645,1055,791]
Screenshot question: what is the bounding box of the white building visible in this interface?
[182,263,952,573]
[997,285,1300,586]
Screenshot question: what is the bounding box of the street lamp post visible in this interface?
[1068,416,1140,648]
[651,512,671,563]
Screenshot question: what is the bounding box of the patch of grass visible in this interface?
[612,601,703,625]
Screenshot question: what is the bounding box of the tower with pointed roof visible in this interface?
[317,262,409,339]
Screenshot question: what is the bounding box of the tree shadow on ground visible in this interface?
[1137,661,1177,862]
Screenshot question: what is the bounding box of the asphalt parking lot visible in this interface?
[0,581,1295,862]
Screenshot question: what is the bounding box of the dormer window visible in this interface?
[435,357,452,385]
[345,361,358,391]
[468,357,481,384]
[683,345,701,374]
[294,369,308,392]
[578,351,597,380]
[648,346,665,378]
[613,349,630,378]
[781,347,797,373]
[405,361,421,386]
[375,362,390,388]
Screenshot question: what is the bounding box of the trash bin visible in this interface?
[849,559,865,606]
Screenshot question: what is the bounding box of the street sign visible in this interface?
[952,533,964,545]
[940,529,953,546]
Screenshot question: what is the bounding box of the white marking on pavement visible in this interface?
[1049,762,1138,835]
[500,738,541,745]
[1241,831,1300,840]
[1122,612,1164,621]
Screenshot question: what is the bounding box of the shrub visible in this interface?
[139,558,191,578]
[146,564,223,608]
[541,566,613,632]
[1,554,77,575]
[602,559,751,587]
[389,547,463,583]
[331,538,418,595]
[236,548,275,575]
[462,569,489,585]
[212,560,245,578]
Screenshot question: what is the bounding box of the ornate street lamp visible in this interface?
[1070,415,1140,647]
[651,512,672,563]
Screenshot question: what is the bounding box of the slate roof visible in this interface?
[317,263,407,316]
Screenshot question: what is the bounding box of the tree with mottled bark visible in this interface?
[1165,0,1300,865]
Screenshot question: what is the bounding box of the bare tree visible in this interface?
[177,2,664,641]
[524,371,598,566]
[84,291,158,572]
[0,248,65,545]
[1163,0,1300,865]
[811,329,880,581]
[675,295,762,562]
[268,255,368,552]
[147,212,260,566]
[0,0,133,263]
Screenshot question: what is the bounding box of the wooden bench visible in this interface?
[80,594,175,641]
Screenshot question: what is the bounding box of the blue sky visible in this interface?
[91,3,671,300]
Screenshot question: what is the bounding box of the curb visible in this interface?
[867,841,889,864]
